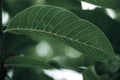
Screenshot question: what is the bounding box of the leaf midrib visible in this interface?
[4,28,113,56]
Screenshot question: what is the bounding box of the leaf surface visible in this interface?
[5,5,115,61]
[5,56,52,69]
[46,0,81,10]
[12,68,53,80]
[73,8,120,53]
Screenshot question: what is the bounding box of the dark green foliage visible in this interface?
[4,5,115,61]
[2,0,120,80]
[3,0,33,16]
[12,68,53,80]
[46,0,81,10]
[72,8,120,53]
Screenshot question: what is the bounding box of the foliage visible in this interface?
[2,0,120,80]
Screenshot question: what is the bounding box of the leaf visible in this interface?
[12,68,53,80]
[4,5,115,61]
[80,0,120,9]
[72,8,120,53]
[82,67,102,80]
[46,0,81,10]
[5,56,52,69]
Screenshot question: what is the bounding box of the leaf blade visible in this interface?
[5,56,52,69]
[5,5,115,61]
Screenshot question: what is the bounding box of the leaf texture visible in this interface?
[5,5,115,61]
[72,8,120,53]
[80,0,120,9]
[5,56,52,69]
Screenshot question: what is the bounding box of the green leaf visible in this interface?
[46,0,81,10]
[12,68,53,80]
[80,0,120,9]
[4,5,115,61]
[72,8,120,53]
[5,56,52,69]
[82,67,102,80]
